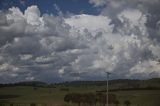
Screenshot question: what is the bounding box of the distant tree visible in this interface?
[33,86,37,90]
[10,103,14,106]
[64,92,117,106]
[108,94,117,104]
[64,94,71,104]
[60,88,69,91]
[0,103,4,106]
[96,93,106,106]
[30,103,36,106]
[84,93,96,106]
[64,93,97,106]
[113,100,120,106]
[70,93,82,106]
[124,100,131,106]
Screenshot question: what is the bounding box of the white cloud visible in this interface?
[0,4,160,82]
[149,44,160,58]
[24,5,41,26]
[65,13,160,79]
[118,9,146,27]
[35,55,52,63]
[0,63,10,71]
[58,67,65,75]
[89,0,160,7]
[0,63,19,72]
[7,7,24,21]
[25,76,35,81]
[129,60,160,78]
[65,14,113,35]
[19,54,33,60]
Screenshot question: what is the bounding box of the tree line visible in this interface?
[64,92,129,106]
[0,81,47,88]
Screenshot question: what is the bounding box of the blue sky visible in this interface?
[0,0,102,15]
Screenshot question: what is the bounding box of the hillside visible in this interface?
[56,78,160,90]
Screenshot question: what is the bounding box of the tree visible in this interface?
[96,93,106,106]
[113,100,120,106]
[64,94,71,104]
[108,94,117,104]
[124,100,131,106]
[71,93,82,106]
[84,93,96,106]
[30,103,36,106]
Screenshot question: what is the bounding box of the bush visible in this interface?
[64,92,117,106]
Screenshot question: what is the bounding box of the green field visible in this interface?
[0,85,160,106]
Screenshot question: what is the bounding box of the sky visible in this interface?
[0,0,160,83]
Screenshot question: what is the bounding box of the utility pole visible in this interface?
[106,72,111,106]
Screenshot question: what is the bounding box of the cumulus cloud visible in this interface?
[89,0,160,41]
[24,5,41,26]
[129,60,160,78]
[65,14,113,34]
[0,3,160,83]
[65,12,159,80]
[0,5,73,82]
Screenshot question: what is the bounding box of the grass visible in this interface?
[0,86,160,106]
[112,90,160,106]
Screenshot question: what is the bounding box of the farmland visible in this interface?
[0,79,160,106]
